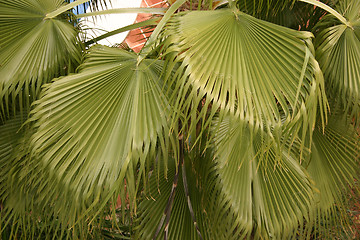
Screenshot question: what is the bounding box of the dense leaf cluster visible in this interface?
[0,0,359,239]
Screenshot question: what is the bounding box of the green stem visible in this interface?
[228,0,236,11]
[45,0,89,19]
[76,8,167,18]
[298,0,350,27]
[85,17,160,46]
[137,0,187,64]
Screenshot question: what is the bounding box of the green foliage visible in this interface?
[315,0,360,122]
[0,0,359,239]
[0,0,82,119]
[160,8,327,149]
[212,114,315,239]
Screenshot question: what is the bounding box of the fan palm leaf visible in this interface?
[0,0,82,119]
[5,45,175,236]
[162,8,327,146]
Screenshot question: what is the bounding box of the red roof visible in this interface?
[125,0,169,52]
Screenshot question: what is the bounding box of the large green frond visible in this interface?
[315,0,360,121]
[162,8,327,144]
[0,0,82,118]
[7,45,175,235]
[29,44,173,202]
[211,113,315,239]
